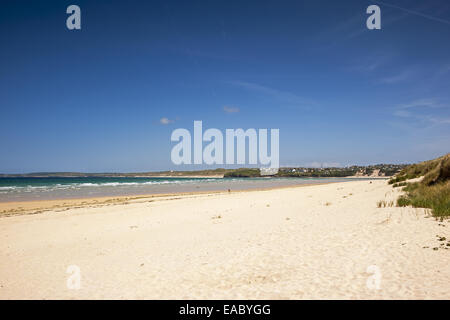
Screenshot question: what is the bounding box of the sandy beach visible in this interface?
[0,179,449,299]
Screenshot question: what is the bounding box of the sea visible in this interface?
[0,176,367,202]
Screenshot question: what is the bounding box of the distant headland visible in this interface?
[0,164,408,178]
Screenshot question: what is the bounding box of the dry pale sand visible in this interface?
[0,180,449,299]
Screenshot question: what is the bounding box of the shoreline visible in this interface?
[0,176,387,204]
[0,181,339,218]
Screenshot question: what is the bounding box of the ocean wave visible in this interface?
[0,186,18,190]
[0,178,221,193]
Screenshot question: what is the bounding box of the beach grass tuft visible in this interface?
[377,200,394,208]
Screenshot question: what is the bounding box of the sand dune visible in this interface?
[0,180,449,299]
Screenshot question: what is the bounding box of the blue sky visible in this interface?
[1,0,450,173]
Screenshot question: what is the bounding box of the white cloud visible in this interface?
[374,1,450,26]
[380,70,414,84]
[160,117,174,125]
[427,117,450,125]
[398,98,440,109]
[393,110,411,118]
[230,80,314,108]
[223,106,240,113]
[392,99,450,126]
[307,162,341,168]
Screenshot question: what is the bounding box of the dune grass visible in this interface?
[397,181,450,218]
[394,154,450,218]
[390,153,450,184]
